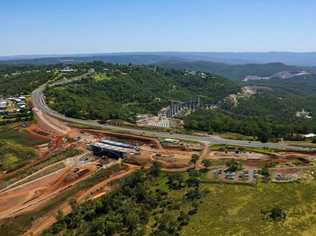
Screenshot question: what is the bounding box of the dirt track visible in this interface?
[197,143,210,168]
[0,163,97,220]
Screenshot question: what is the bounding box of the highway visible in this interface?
[31,73,316,152]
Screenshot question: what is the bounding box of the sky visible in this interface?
[1,0,316,56]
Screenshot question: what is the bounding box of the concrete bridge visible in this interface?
[163,97,214,118]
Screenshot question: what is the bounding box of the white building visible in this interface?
[61,67,75,73]
[302,133,316,138]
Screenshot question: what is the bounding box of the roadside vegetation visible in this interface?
[210,144,280,156]
[284,140,316,148]
[216,132,256,141]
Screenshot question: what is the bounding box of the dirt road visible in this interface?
[0,162,97,220]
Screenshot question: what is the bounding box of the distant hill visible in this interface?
[159,60,309,81]
[1,52,316,66]
[246,74,316,97]
[0,54,185,65]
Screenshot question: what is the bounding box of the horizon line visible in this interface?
[2,50,316,58]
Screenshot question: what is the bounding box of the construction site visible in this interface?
[0,91,315,236]
[0,108,206,235]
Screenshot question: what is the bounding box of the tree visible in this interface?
[149,161,161,177]
[226,159,241,172]
[69,198,78,211]
[55,209,64,221]
[125,211,140,231]
[178,211,190,226]
[167,173,185,190]
[260,167,270,178]
[258,131,270,143]
[267,207,286,221]
[188,169,200,177]
[202,159,211,169]
[190,154,199,165]
[186,177,200,188]
[156,212,179,234]
[185,188,201,202]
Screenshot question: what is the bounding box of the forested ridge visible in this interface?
[46,64,238,122]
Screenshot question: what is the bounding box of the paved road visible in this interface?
[31,74,316,152]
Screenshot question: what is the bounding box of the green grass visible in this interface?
[284,140,316,148]
[94,73,112,81]
[0,148,82,190]
[210,144,279,156]
[217,132,256,141]
[181,178,316,236]
[1,154,19,170]
[0,141,36,172]
[0,126,47,146]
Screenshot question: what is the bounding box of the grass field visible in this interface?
[94,73,112,81]
[0,148,82,190]
[0,125,47,146]
[181,179,316,236]
[0,140,36,172]
[0,125,48,172]
[217,132,256,141]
